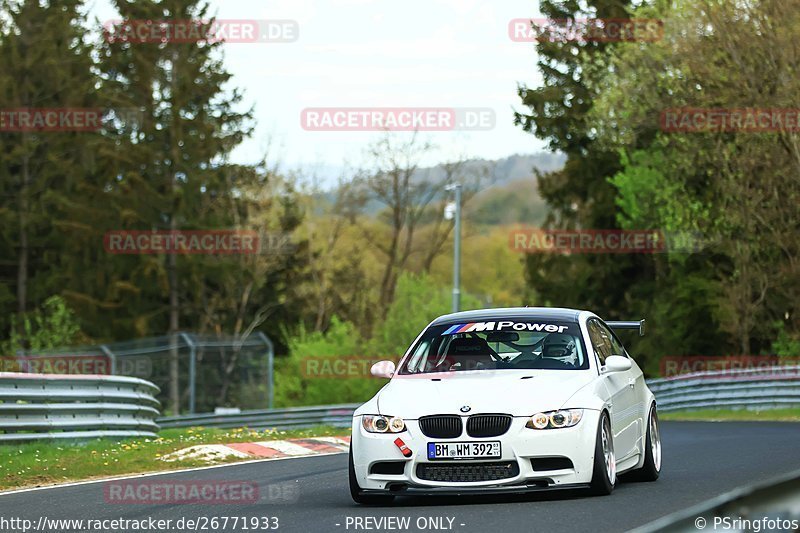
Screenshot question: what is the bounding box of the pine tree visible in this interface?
[97,0,253,413]
[514,1,654,320]
[0,0,99,344]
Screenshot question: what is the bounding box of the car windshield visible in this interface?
[398,319,588,374]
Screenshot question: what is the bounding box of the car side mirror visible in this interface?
[370,360,396,379]
[602,355,632,373]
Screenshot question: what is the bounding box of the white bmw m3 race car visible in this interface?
[349,307,661,503]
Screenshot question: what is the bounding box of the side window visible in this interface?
[406,339,430,372]
[587,320,611,365]
[599,322,627,358]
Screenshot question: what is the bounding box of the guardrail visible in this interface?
[9,331,276,414]
[158,366,800,429]
[4,366,794,440]
[157,404,358,431]
[647,366,800,412]
[0,372,161,442]
[633,467,800,532]
[157,366,800,429]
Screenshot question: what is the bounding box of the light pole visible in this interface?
[444,183,462,313]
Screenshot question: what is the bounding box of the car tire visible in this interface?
[349,445,395,505]
[589,411,616,495]
[627,403,661,482]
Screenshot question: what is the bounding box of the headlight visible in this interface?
[362,415,406,433]
[525,409,583,430]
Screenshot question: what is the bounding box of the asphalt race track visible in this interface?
[1,422,799,533]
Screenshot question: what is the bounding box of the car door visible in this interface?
[603,321,646,460]
[587,319,640,460]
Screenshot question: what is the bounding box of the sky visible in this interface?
[89,0,548,178]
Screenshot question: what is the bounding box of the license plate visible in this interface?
[427,441,501,460]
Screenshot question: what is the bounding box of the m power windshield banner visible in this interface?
[441,321,575,334]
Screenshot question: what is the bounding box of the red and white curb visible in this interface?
[161,436,351,463]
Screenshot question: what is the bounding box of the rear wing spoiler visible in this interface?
[606,319,646,336]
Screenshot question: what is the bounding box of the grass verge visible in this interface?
[0,425,348,492]
[660,408,800,422]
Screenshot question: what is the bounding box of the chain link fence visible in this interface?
[3,332,274,415]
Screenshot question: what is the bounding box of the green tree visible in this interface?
[369,273,481,357]
[97,0,253,413]
[514,0,657,332]
[772,322,800,358]
[274,274,484,407]
[0,0,99,345]
[2,296,84,354]
[273,316,377,407]
[591,0,800,356]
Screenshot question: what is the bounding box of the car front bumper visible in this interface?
[351,411,601,495]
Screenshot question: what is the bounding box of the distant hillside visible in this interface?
[463,153,563,226]
[480,152,566,185]
[467,178,549,226]
[316,152,564,226]
[408,152,565,186]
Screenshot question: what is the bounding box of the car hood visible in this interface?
[377,370,595,418]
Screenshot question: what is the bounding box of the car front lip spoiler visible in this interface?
[360,482,591,497]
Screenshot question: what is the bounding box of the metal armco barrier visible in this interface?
[647,366,800,412]
[2,365,794,440]
[158,366,800,430]
[0,372,161,441]
[633,467,800,532]
[157,404,359,431]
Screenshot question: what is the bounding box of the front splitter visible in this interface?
[360,482,591,497]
